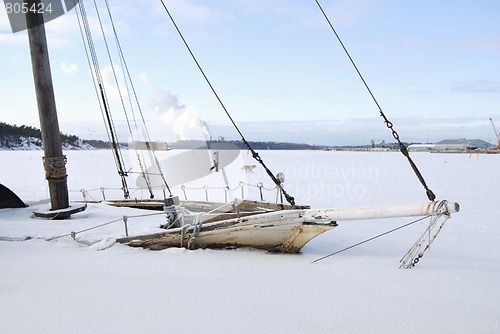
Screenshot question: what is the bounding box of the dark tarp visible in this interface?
[0,183,27,208]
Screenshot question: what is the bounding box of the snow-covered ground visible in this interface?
[1,150,498,333]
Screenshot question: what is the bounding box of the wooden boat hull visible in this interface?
[117,210,337,253]
[116,200,458,253]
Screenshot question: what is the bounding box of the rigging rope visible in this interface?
[91,0,155,198]
[314,0,436,201]
[102,0,172,198]
[157,0,295,207]
[76,0,174,199]
[75,0,130,199]
[312,215,431,263]
[399,201,451,268]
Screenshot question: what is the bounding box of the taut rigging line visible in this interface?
[312,215,431,263]
[100,0,172,198]
[157,0,295,207]
[314,0,436,202]
[75,0,173,199]
[74,0,130,199]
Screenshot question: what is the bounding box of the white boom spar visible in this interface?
[302,201,459,222]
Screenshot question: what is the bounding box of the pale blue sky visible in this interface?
[1,0,499,145]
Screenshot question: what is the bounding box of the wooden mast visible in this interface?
[25,0,69,211]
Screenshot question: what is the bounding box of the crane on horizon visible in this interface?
[489,118,500,150]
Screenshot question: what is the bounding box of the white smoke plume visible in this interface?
[151,89,212,141]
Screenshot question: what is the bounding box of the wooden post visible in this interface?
[25,0,69,210]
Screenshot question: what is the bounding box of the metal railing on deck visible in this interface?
[71,181,281,203]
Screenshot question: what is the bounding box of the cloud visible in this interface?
[151,89,184,112]
[61,62,78,75]
[326,0,382,27]
[0,32,25,45]
[455,35,500,53]
[97,65,128,102]
[450,80,500,93]
[234,0,382,31]
[0,9,27,44]
[392,63,430,73]
[153,0,224,24]
[136,72,149,84]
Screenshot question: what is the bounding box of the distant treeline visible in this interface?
[81,139,110,149]
[0,122,76,144]
[225,140,328,150]
[0,122,332,150]
[0,122,108,149]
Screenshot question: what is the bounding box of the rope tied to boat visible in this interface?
[43,155,67,182]
[312,215,432,265]
[46,210,166,241]
[161,204,182,229]
[188,213,205,250]
[382,117,436,201]
[312,201,453,267]
[399,201,451,268]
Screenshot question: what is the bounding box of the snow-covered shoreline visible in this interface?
[0,137,95,151]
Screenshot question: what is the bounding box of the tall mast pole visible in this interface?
[25,0,69,210]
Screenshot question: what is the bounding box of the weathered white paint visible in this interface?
[118,200,459,253]
[302,201,459,222]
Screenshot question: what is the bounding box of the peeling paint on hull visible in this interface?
[117,210,337,253]
[116,200,458,253]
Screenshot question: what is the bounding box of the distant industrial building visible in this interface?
[408,139,494,152]
[407,144,436,151]
[131,141,169,150]
[434,139,493,151]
